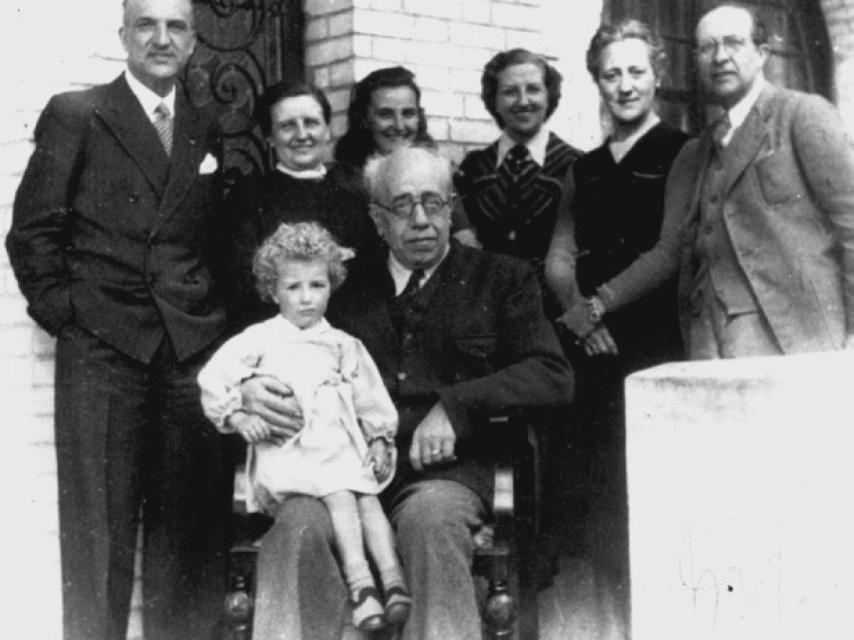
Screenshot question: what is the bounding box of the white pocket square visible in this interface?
[198,153,218,174]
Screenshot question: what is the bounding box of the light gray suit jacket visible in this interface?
[666,83,854,354]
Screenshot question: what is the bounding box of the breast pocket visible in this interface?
[754,151,804,205]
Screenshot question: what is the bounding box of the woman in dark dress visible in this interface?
[544,19,691,625]
[224,80,379,331]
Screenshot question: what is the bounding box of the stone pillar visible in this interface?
[626,352,854,639]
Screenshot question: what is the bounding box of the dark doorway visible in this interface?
[184,0,304,183]
[605,0,832,132]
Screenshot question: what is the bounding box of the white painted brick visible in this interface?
[352,9,414,37]
[449,22,506,50]
[505,29,550,54]
[32,327,57,357]
[491,1,542,31]
[326,88,352,113]
[0,325,33,358]
[371,36,410,63]
[311,65,331,88]
[369,0,403,8]
[32,356,56,388]
[462,0,492,24]
[464,94,491,119]
[402,0,462,20]
[29,442,58,475]
[405,41,469,67]
[329,60,356,86]
[421,90,465,117]
[329,11,355,37]
[305,0,353,17]
[0,294,29,326]
[406,65,452,91]
[425,116,450,141]
[447,68,486,92]
[352,34,374,57]
[32,386,55,418]
[305,16,329,41]
[305,36,354,66]
[449,118,500,144]
[413,16,450,42]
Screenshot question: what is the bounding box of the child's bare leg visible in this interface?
[322,491,383,630]
[357,493,411,625]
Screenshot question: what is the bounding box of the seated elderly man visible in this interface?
[244,146,573,640]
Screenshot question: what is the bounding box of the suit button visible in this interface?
[128,193,139,203]
[397,372,407,381]
[710,194,719,204]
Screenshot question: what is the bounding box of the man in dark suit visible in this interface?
[5,1,232,638]
[244,146,573,639]
[666,3,854,358]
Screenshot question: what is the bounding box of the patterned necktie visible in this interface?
[153,102,173,157]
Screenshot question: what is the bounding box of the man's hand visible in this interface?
[365,439,394,482]
[228,410,291,445]
[582,325,619,357]
[240,375,303,438]
[409,402,457,472]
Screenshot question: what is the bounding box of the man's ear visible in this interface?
[368,204,385,235]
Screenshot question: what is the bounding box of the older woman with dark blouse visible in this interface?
[544,19,690,624]
[224,80,380,331]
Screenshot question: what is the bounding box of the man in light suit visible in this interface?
[666,3,854,358]
[5,1,232,638]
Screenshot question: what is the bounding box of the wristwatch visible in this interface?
[585,296,606,324]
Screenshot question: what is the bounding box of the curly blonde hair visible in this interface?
[252,222,355,302]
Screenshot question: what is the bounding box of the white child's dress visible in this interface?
[198,316,398,513]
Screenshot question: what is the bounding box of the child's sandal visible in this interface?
[350,586,385,631]
[384,585,412,626]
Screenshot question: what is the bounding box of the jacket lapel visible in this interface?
[95,75,170,197]
[153,89,208,234]
[718,84,774,197]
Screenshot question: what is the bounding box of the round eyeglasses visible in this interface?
[373,192,451,220]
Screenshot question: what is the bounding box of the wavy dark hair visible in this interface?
[254,79,332,137]
[480,49,562,129]
[586,19,667,81]
[333,66,433,168]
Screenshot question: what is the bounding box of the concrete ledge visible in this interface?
[626,351,854,640]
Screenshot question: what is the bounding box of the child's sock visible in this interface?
[344,561,383,630]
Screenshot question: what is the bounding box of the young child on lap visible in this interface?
[198,222,410,630]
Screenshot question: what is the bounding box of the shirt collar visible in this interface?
[723,77,765,144]
[275,162,328,180]
[386,245,450,296]
[496,127,550,168]
[272,314,331,335]
[124,69,176,121]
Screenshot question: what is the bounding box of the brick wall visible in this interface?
[304,0,606,165]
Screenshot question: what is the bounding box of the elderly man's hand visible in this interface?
[410,402,457,472]
[240,375,303,438]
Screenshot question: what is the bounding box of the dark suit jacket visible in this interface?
[668,83,854,354]
[327,242,573,505]
[6,74,226,362]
